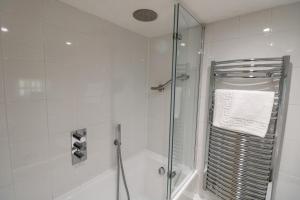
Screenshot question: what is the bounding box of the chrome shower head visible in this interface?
[133,9,158,22]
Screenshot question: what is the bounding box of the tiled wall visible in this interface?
[0,0,148,199]
[198,2,300,199]
[147,34,172,157]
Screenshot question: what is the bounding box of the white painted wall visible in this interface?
[197,2,300,199]
[0,0,148,199]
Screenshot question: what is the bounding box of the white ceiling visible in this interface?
[60,0,300,37]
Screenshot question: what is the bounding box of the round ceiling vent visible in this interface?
[133,9,158,22]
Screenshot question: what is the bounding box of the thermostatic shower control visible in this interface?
[71,128,87,165]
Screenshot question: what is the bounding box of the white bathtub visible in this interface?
[55,150,168,200]
[55,150,199,200]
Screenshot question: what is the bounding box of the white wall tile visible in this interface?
[147,35,172,157]
[289,67,300,105]
[44,23,112,65]
[270,30,300,68]
[45,62,77,100]
[203,25,214,44]
[0,185,15,200]
[239,35,275,58]
[50,154,83,197]
[0,0,150,199]
[0,60,5,104]
[76,139,114,183]
[0,138,12,187]
[4,60,46,101]
[271,2,300,33]
[47,98,76,159]
[0,0,42,20]
[210,34,275,62]
[86,123,112,145]
[110,37,148,159]
[284,105,300,141]
[44,25,90,64]
[76,96,110,128]
[1,37,44,61]
[47,98,76,135]
[76,61,111,98]
[148,35,172,85]
[279,139,300,177]
[0,103,7,139]
[147,93,169,156]
[13,162,51,200]
[0,0,43,60]
[49,130,71,161]
[40,0,147,197]
[209,17,240,42]
[6,100,48,169]
[239,10,272,37]
[209,39,237,61]
[275,172,300,200]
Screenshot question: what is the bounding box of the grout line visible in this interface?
[40,3,54,198]
[145,38,151,149]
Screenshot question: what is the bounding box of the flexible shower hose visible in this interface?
[116,141,131,200]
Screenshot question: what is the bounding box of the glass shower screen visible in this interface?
[167,4,203,199]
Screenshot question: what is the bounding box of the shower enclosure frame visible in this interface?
[167,3,205,200]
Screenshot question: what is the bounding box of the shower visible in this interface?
[114,124,131,200]
[0,1,204,200]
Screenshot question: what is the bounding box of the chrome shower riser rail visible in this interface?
[203,56,291,200]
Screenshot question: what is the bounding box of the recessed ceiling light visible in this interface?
[1,27,8,32]
[269,42,274,47]
[133,9,158,22]
[263,27,271,33]
[180,42,186,47]
[65,41,72,46]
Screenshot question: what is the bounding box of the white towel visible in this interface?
[213,89,275,138]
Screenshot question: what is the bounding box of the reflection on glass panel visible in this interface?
[170,4,203,195]
[18,79,43,96]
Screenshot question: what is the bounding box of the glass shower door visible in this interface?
[167,3,203,199]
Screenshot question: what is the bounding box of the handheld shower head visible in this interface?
[114,124,122,146]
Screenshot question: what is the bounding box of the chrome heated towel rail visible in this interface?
[203,56,291,200]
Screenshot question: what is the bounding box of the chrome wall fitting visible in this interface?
[71,128,87,165]
[158,167,166,175]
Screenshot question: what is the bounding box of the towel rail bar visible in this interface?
[207,169,269,191]
[206,176,268,199]
[213,63,283,69]
[203,56,291,200]
[214,57,283,65]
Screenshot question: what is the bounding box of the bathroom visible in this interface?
[0,0,299,200]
